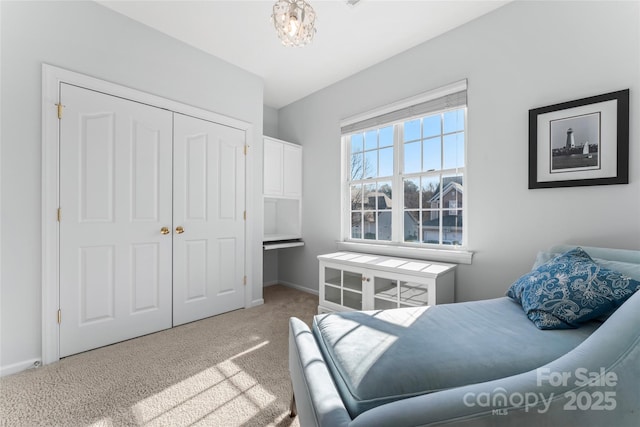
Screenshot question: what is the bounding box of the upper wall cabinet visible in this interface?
[264,137,302,198]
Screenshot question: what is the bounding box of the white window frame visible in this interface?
[338,80,473,264]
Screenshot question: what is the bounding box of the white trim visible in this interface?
[250,298,265,307]
[275,280,319,296]
[42,64,254,365]
[340,79,467,128]
[1,358,41,378]
[336,241,473,265]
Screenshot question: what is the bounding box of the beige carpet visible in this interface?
[0,285,318,427]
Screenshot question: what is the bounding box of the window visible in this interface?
[342,81,467,249]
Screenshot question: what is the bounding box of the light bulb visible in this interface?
[287,14,299,37]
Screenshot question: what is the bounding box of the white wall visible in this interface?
[263,105,279,139]
[277,1,640,300]
[262,104,279,285]
[0,1,264,373]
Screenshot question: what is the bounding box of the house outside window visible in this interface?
[341,81,467,250]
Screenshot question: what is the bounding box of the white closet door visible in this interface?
[59,84,173,357]
[172,113,246,326]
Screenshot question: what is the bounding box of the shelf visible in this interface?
[263,239,304,250]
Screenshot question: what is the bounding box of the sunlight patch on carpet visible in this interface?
[131,341,276,426]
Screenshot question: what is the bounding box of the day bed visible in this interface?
[288,245,640,426]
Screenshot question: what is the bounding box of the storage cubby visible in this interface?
[263,197,301,241]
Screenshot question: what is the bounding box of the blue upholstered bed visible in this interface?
[288,245,640,426]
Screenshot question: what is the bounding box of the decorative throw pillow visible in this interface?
[506,247,640,329]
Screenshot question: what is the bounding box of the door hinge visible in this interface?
[57,208,62,222]
[243,211,246,221]
[57,309,62,324]
[243,145,248,155]
[243,275,247,286]
[56,103,64,119]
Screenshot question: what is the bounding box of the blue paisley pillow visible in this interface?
[506,247,640,329]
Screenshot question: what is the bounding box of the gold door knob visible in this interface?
[160,227,170,235]
[175,226,185,234]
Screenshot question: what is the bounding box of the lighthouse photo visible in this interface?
[549,112,600,172]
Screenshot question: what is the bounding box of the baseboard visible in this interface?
[277,281,319,296]
[0,358,41,378]
[263,280,279,287]
[250,298,265,307]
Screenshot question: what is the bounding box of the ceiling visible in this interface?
[99,0,510,109]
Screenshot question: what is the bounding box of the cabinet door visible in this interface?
[320,262,366,311]
[283,144,302,198]
[264,138,283,196]
[370,271,431,310]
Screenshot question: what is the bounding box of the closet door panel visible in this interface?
[59,83,173,357]
[173,114,246,326]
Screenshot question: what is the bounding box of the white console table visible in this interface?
[318,252,456,314]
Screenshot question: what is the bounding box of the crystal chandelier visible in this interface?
[272,0,317,47]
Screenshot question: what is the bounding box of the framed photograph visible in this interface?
[529,89,629,189]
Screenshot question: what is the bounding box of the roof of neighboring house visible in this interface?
[428,178,463,203]
[366,192,393,209]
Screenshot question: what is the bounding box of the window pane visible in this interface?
[404,119,420,142]
[379,126,393,147]
[404,210,419,242]
[365,130,377,150]
[378,211,392,241]
[422,210,440,244]
[363,183,376,209]
[404,141,421,174]
[442,174,463,210]
[351,184,363,210]
[379,147,393,177]
[423,137,441,172]
[351,134,363,153]
[351,212,362,239]
[378,182,392,209]
[421,176,439,209]
[364,150,378,178]
[423,115,441,138]
[443,211,463,246]
[443,133,464,169]
[351,152,364,180]
[363,212,376,240]
[444,109,464,133]
[404,178,419,209]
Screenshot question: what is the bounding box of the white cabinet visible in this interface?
[318,252,455,313]
[282,144,302,198]
[263,136,303,246]
[264,136,301,198]
[264,138,284,196]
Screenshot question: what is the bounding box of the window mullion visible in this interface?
[392,124,403,243]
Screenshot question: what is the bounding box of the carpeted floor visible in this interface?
[0,285,318,427]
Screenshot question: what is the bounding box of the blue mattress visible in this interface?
[312,297,600,418]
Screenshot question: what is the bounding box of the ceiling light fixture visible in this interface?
[272,0,317,47]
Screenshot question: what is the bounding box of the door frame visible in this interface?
[42,64,254,365]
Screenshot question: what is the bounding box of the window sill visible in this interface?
[336,241,473,265]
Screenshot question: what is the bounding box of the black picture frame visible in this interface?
[528,89,629,189]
